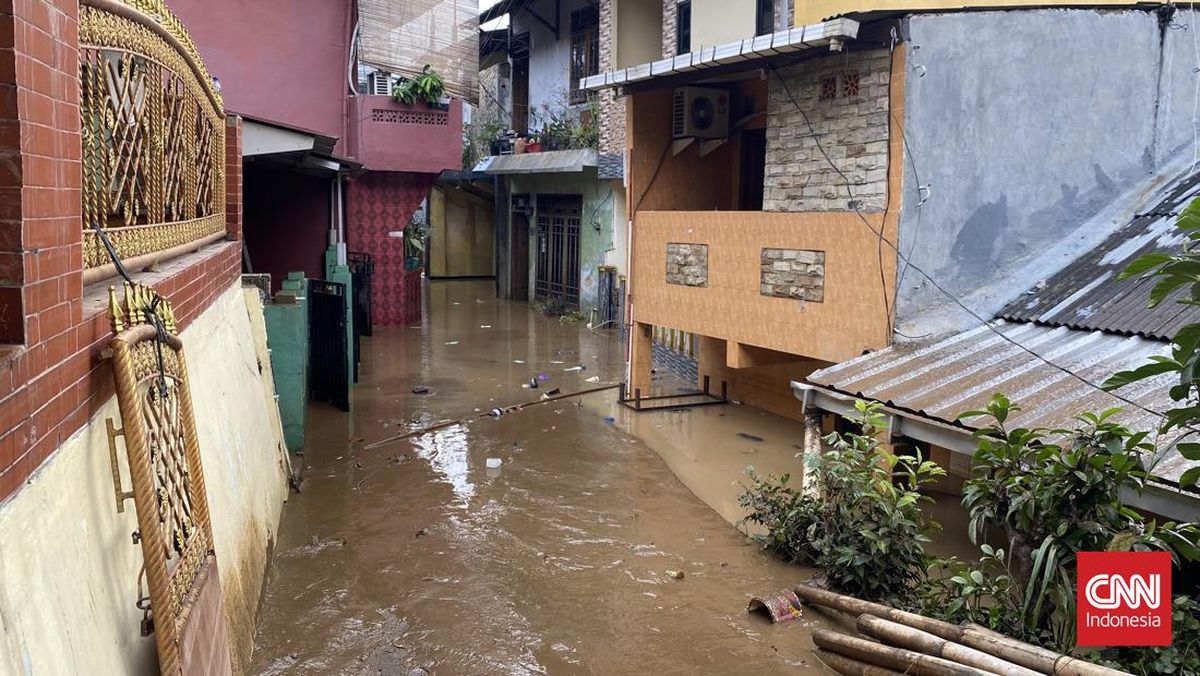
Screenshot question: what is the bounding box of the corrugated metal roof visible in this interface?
[807,320,1192,486]
[473,149,597,175]
[998,170,1200,339]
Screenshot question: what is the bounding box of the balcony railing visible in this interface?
[349,95,464,174]
[80,0,226,284]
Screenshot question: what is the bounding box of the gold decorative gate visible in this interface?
[107,283,231,674]
[80,0,226,285]
[83,0,232,672]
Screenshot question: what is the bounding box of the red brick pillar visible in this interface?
[225,115,243,242]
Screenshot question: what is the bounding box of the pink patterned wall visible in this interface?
[346,172,438,325]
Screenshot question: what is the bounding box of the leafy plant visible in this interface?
[392,65,446,106]
[942,394,1200,650]
[1099,595,1200,675]
[530,97,599,151]
[738,400,946,602]
[1104,196,1200,487]
[918,544,1021,636]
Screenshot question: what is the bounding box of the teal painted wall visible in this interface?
[508,168,618,318]
[264,272,309,452]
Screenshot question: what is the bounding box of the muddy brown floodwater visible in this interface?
[249,280,964,675]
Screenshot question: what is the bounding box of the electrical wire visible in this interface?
[769,59,1172,425]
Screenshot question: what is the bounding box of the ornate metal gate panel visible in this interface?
[79,0,226,284]
[107,283,231,675]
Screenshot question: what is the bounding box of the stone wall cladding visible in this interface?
[662,0,677,58]
[764,48,891,212]
[652,343,699,385]
[598,0,625,158]
[760,248,825,301]
[665,242,708,287]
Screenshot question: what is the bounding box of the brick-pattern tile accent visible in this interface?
[0,243,241,503]
[0,0,245,503]
[764,49,891,212]
[665,242,707,287]
[225,116,243,241]
[760,248,825,301]
[597,0,625,158]
[661,0,677,59]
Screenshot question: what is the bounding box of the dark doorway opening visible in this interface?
[534,194,582,308]
[739,128,767,211]
[511,196,531,301]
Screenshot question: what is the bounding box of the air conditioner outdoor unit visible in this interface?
[672,86,729,140]
[368,71,392,96]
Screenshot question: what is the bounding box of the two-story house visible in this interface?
[587,0,1200,519]
[475,0,627,327]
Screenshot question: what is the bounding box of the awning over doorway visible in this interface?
[238,114,361,176]
[581,18,859,92]
[474,148,598,175]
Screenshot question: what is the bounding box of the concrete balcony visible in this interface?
[632,210,896,364]
[349,95,463,174]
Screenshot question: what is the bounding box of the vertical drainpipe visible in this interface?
[336,173,348,265]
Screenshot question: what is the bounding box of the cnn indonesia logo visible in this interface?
[1077,551,1171,647]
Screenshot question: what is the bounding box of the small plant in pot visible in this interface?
[392,65,448,109]
[403,219,427,271]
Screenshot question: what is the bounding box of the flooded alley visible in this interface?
[249,281,834,675]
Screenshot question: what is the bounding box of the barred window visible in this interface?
[570,7,599,104]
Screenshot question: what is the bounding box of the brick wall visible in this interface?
[226,116,243,241]
[0,0,244,503]
[597,0,626,159]
[764,49,891,212]
[661,0,677,58]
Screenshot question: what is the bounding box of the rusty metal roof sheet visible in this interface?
[807,320,1193,486]
[999,171,1200,339]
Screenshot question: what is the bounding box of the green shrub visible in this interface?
[738,400,945,602]
[1100,595,1200,675]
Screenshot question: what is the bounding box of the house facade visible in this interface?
[588,0,1200,517]
[476,0,628,326]
[171,0,473,326]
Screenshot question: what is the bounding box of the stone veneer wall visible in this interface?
[764,48,891,212]
[662,0,677,58]
[598,0,626,157]
[665,243,708,286]
[761,248,825,301]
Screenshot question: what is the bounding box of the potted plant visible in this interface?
[404,220,426,271]
[391,65,448,109]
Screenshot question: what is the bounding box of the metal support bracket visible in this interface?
[106,417,134,513]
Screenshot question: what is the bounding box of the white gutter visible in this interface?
[581,18,859,92]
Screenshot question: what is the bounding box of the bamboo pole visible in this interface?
[857,614,1040,676]
[795,585,1133,676]
[959,625,1131,676]
[795,584,964,641]
[813,629,991,676]
[363,384,621,450]
[813,648,908,676]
